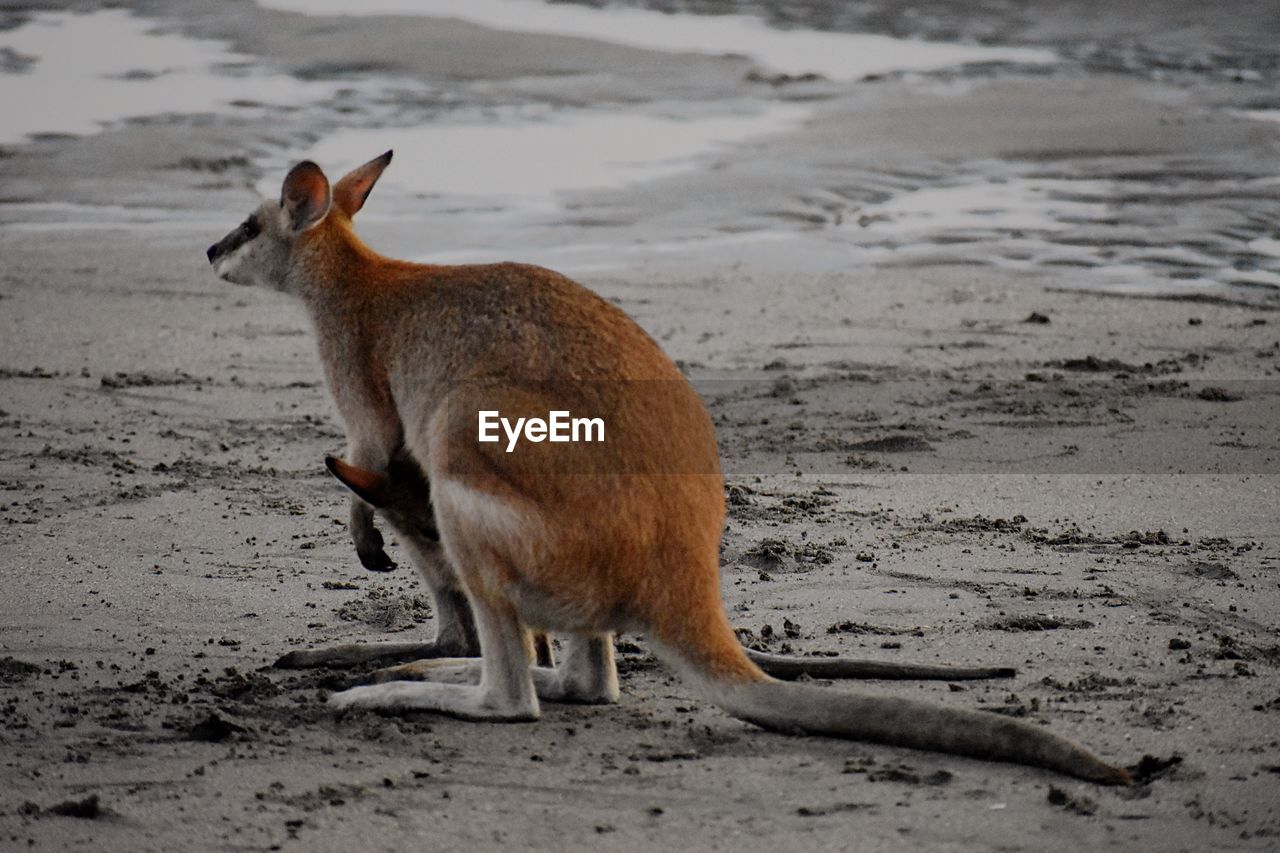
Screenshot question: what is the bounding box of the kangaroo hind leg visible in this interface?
[361,633,615,705]
[329,591,538,721]
[535,633,619,704]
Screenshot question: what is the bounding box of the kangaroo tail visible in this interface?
[746,649,1015,681]
[654,617,1130,785]
[711,676,1130,784]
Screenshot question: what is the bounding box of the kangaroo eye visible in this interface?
[243,216,261,239]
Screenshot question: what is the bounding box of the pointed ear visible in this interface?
[332,150,393,218]
[325,456,390,507]
[280,161,331,232]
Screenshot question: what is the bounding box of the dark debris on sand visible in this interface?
[20,794,106,820]
[187,711,251,743]
[0,657,43,684]
[1127,754,1184,785]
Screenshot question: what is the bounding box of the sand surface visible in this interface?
[1,1,1278,850]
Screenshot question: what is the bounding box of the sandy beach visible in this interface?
[1,1,1278,850]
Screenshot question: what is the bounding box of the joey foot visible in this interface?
[352,508,397,572]
[357,542,397,572]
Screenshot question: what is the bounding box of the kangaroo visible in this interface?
[206,152,1131,784]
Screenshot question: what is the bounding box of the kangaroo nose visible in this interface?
[206,244,218,264]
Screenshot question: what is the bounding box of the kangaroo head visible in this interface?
[206,150,393,292]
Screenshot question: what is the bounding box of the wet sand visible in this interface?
[1,1,1278,851]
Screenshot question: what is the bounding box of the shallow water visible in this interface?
[856,177,1114,234]
[2,3,1274,305]
[256,0,1055,81]
[1239,109,1280,124]
[822,164,1280,296]
[296,103,811,206]
[0,202,231,233]
[402,162,1280,299]
[0,9,373,145]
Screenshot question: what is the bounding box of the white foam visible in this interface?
[292,103,811,204]
[0,10,331,144]
[256,0,1056,81]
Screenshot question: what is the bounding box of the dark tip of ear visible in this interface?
[324,455,341,477]
[286,160,324,181]
[380,150,393,164]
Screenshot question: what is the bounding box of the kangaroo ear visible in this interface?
[332,150,392,218]
[281,160,331,232]
[325,456,390,507]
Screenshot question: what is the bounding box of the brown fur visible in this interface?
[209,153,1131,784]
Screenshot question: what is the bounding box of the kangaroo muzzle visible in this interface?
[207,216,261,265]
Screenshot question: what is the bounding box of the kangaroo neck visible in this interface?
[288,220,400,400]
[290,217,382,303]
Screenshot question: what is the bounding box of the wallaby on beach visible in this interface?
[206,152,1131,784]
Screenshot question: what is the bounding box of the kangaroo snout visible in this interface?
[207,213,263,270]
[207,230,242,265]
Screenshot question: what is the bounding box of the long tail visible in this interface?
[746,650,1014,681]
[654,615,1130,785]
[711,677,1130,784]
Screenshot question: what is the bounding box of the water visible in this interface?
[297,103,811,206]
[856,178,1113,235]
[844,168,1280,295]
[3,3,1272,303]
[255,0,1055,81]
[400,165,1280,298]
[0,9,357,146]
[0,202,233,233]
